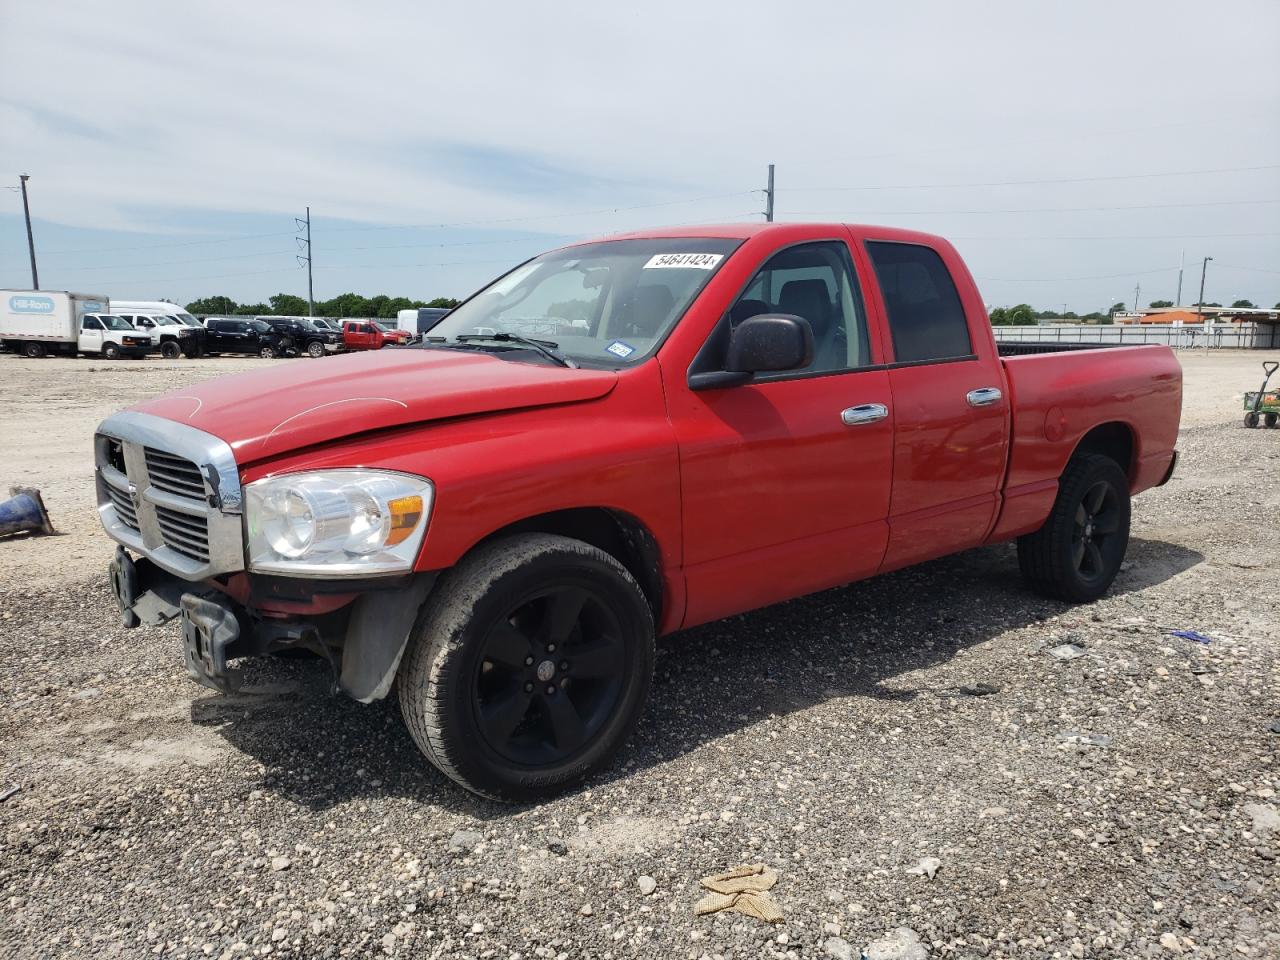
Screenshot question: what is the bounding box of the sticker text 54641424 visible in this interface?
[642,253,724,270]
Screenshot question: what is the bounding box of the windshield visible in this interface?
[151,315,178,326]
[176,313,200,326]
[100,314,135,331]
[428,237,740,365]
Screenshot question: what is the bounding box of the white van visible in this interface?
[110,300,207,358]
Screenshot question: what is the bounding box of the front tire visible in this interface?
[398,534,655,801]
[1018,453,1131,603]
[102,343,121,360]
[306,340,326,358]
[259,345,276,359]
[1244,412,1260,428]
[160,340,181,360]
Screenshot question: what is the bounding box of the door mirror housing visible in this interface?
[725,314,814,374]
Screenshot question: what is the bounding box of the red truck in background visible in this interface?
[342,319,413,350]
[95,223,1181,800]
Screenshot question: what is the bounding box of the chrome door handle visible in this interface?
[841,403,889,426]
[966,387,1003,407]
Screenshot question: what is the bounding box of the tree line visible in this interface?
[989,298,1274,326]
[184,292,460,319]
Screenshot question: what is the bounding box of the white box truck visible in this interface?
[1,290,153,359]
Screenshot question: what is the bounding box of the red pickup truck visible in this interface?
[95,223,1181,800]
[342,319,412,350]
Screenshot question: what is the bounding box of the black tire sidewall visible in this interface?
[1052,456,1131,601]
[402,536,654,800]
[1245,413,1259,428]
[307,341,325,358]
[160,341,181,359]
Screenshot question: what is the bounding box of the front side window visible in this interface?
[865,241,972,363]
[81,316,103,331]
[100,314,134,331]
[429,237,740,366]
[723,240,871,375]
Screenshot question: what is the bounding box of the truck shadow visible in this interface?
[190,535,1202,818]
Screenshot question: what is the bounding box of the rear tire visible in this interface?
[21,342,46,358]
[1018,453,1131,603]
[306,341,325,358]
[1265,413,1278,429]
[160,340,181,360]
[398,533,655,801]
[1244,412,1260,428]
[259,345,276,359]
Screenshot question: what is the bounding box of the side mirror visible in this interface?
[725,314,814,374]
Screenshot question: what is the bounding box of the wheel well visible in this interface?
[1072,422,1135,479]
[472,508,664,618]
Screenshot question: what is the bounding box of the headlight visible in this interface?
[244,470,433,577]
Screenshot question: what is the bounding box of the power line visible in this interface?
[975,265,1182,283]
[320,190,760,234]
[783,198,1280,217]
[39,230,298,256]
[780,163,1280,193]
[952,231,1280,241]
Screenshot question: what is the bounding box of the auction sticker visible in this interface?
[606,340,637,359]
[642,252,723,270]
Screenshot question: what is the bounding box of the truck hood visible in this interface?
[131,348,618,463]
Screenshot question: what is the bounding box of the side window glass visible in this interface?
[865,241,972,363]
[725,241,870,374]
[82,316,102,330]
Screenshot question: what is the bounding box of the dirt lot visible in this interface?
[0,350,1277,960]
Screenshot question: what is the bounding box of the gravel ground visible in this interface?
[0,350,1277,960]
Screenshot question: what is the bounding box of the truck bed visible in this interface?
[996,340,1129,356]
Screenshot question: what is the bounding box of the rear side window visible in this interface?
[866,241,972,363]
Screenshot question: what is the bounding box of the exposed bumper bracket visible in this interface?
[181,594,243,693]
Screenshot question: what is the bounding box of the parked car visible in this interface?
[1,290,151,358]
[342,319,412,350]
[204,318,286,357]
[114,312,204,359]
[95,223,1181,801]
[111,301,208,358]
[396,307,451,338]
[257,316,340,357]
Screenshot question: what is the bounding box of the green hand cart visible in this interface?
[1243,360,1279,428]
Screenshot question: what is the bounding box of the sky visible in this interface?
[1,0,1277,312]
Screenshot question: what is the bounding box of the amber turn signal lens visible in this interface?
[385,495,424,546]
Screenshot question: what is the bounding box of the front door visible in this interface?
[78,316,104,353]
[669,239,895,627]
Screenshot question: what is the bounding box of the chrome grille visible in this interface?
[94,412,244,581]
[104,483,140,531]
[154,505,210,563]
[145,447,206,502]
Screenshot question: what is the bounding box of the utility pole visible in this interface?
[1062,302,1068,322]
[296,207,313,316]
[1197,255,1213,353]
[1133,282,1141,316]
[1175,249,1185,305]
[19,174,39,289]
[764,163,775,222]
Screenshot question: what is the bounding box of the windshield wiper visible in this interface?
[455,333,578,368]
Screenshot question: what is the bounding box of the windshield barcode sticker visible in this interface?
[642,253,723,270]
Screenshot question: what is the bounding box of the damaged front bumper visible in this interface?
[108,546,434,701]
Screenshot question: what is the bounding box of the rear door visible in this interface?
[857,235,1009,571]
[669,236,895,627]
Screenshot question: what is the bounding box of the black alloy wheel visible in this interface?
[1070,480,1124,586]
[474,585,625,766]
[1018,453,1131,603]
[398,533,654,800]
